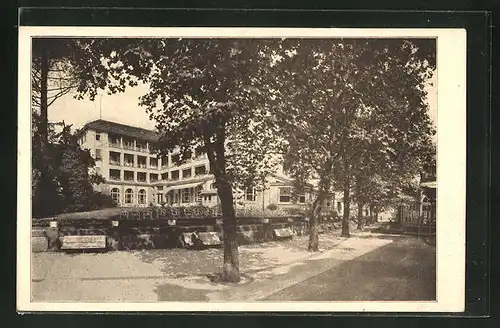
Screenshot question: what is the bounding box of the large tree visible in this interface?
[73,38,283,282]
[31,117,114,218]
[274,38,436,248]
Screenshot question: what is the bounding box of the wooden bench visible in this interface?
[273,227,294,239]
[60,235,107,251]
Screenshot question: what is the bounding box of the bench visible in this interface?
[60,235,107,250]
[273,227,294,239]
[180,232,222,248]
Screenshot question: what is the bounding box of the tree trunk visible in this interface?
[308,159,333,252]
[39,43,49,144]
[216,176,240,283]
[357,202,364,230]
[341,175,351,237]
[205,131,240,283]
[308,191,327,252]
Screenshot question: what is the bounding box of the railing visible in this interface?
[109,160,121,166]
[109,142,121,148]
[109,176,121,181]
[123,162,134,167]
[124,177,134,182]
[123,144,135,150]
[138,163,147,169]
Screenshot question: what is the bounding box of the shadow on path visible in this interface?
[263,237,436,301]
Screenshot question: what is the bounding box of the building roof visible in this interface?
[80,119,159,142]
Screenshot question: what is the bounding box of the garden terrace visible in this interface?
[32,206,328,252]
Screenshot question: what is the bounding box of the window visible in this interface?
[95,133,100,141]
[279,187,292,203]
[124,154,134,167]
[109,169,121,181]
[326,201,331,207]
[171,170,179,180]
[137,172,147,182]
[182,168,192,179]
[137,156,147,168]
[157,193,164,204]
[173,193,179,204]
[210,182,217,190]
[181,188,191,203]
[138,189,146,204]
[299,194,306,203]
[150,157,158,168]
[161,155,168,168]
[204,195,212,202]
[95,149,102,160]
[165,194,170,204]
[125,189,134,204]
[195,165,206,176]
[157,186,163,191]
[196,186,203,203]
[245,187,256,202]
[111,188,120,203]
[109,151,120,165]
[161,173,169,180]
[124,171,134,181]
[150,173,158,182]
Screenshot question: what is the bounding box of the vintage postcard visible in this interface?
[17,27,466,312]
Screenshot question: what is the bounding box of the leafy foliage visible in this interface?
[272,38,436,242]
[32,116,115,218]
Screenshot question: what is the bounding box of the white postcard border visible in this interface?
[17,27,466,312]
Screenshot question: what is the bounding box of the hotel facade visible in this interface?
[77,119,344,214]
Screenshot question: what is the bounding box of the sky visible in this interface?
[49,73,437,132]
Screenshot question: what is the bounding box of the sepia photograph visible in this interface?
[17,27,466,312]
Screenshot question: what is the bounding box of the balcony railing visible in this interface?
[137,163,147,169]
[123,162,134,167]
[109,142,121,148]
[109,160,121,166]
[124,177,134,181]
[123,144,135,150]
[109,176,121,181]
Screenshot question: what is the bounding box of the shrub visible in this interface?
[283,207,306,216]
[267,203,278,211]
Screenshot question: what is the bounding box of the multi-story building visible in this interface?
[77,119,343,214]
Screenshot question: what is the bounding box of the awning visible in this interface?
[165,182,204,192]
[200,190,218,195]
[421,181,437,189]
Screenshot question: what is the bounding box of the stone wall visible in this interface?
[31,216,320,252]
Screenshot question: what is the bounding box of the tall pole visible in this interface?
[99,94,102,119]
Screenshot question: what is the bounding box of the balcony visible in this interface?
[109,175,121,181]
[136,143,148,153]
[109,142,121,149]
[123,162,134,167]
[109,160,121,166]
[137,163,147,169]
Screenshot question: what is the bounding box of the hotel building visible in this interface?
[77,119,343,214]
